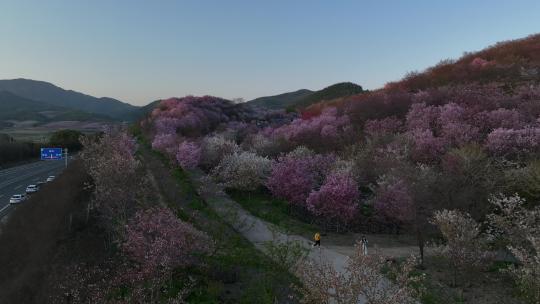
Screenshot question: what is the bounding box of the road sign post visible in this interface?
[65,148,68,168]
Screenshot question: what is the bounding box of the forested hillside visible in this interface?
[141,33,540,303]
[247,82,364,110]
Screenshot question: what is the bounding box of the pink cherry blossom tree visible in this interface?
[176,141,201,170]
[373,175,415,226]
[265,107,353,151]
[266,152,335,206]
[364,117,404,137]
[152,133,179,156]
[306,172,360,231]
[486,127,540,157]
[405,103,440,132]
[122,207,212,302]
[80,128,142,238]
[408,128,447,163]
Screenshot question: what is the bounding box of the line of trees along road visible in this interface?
[0,129,84,167]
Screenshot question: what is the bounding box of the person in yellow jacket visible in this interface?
[312,232,321,247]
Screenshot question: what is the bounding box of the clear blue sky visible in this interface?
[1,0,539,106]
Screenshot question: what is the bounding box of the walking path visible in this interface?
[190,169,350,272]
[187,170,420,303]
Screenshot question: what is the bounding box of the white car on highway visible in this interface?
[46,176,55,182]
[25,184,39,194]
[9,194,27,204]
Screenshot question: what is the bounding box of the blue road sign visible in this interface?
[41,148,63,160]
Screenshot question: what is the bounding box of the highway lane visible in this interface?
[0,160,67,218]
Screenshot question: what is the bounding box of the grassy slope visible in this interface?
[137,137,299,303]
[225,188,317,237]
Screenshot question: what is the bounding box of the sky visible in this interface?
[0,1,539,106]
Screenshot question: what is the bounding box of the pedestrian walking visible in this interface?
[361,235,368,255]
[312,232,321,248]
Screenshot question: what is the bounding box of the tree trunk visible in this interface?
[68,213,73,232]
[417,227,425,267]
[86,203,91,223]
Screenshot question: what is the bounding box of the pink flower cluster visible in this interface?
[149,95,249,160]
[266,152,335,205]
[306,173,359,223]
[373,176,414,223]
[469,57,492,69]
[122,208,212,280]
[364,117,403,137]
[486,127,540,156]
[152,133,178,155]
[265,107,352,149]
[176,141,201,169]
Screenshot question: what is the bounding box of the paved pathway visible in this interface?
[191,170,350,271]
[188,170,408,303]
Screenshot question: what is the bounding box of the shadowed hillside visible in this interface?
[247,82,364,110]
[385,33,540,92]
[305,34,540,115]
[0,91,112,123]
[0,79,137,120]
[247,89,313,109]
[294,82,364,108]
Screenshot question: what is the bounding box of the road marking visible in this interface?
[0,163,64,189]
[14,185,23,190]
[0,205,10,213]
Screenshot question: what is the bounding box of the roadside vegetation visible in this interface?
[0,125,301,303]
[0,130,296,303]
[0,129,84,168]
[0,133,41,167]
[137,134,301,303]
[0,160,92,302]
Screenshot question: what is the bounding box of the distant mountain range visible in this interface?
[0,90,113,123]
[0,79,138,121]
[247,89,314,109]
[247,82,364,110]
[0,78,367,129]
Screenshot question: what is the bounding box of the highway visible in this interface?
[0,160,66,219]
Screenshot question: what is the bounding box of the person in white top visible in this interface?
[360,235,368,255]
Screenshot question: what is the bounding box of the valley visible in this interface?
[0,3,539,303]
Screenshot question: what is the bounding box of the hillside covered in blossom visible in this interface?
[140,34,540,302]
[146,34,540,224]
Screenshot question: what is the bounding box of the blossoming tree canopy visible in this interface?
[123,207,212,278]
[306,172,360,223]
